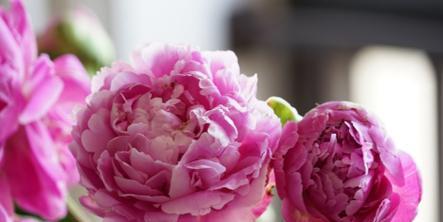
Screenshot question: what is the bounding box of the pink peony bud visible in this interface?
[71,43,281,222]
[273,101,422,222]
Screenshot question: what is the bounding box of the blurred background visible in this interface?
[8,0,442,221]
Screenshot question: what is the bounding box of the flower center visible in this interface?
[110,83,205,165]
[306,121,376,220]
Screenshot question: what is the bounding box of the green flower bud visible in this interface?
[38,8,115,75]
[266,96,302,125]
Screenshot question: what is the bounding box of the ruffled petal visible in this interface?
[19,56,63,123]
[390,152,422,221]
[0,173,13,217]
[4,125,66,220]
[161,191,234,216]
[53,54,90,104]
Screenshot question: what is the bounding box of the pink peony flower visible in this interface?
[0,0,90,220]
[71,43,281,222]
[273,101,422,222]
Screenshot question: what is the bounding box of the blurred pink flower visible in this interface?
[71,43,281,222]
[38,6,115,75]
[274,101,422,222]
[0,0,90,220]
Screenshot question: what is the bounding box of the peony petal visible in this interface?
[97,151,118,191]
[20,56,63,123]
[110,71,150,91]
[169,166,194,198]
[198,205,256,222]
[370,128,405,186]
[144,211,178,222]
[7,0,37,66]
[161,191,234,216]
[206,107,238,146]
[390,152,422,222]
[81,129,108,153]
[273,121,298,198]
[0,89,20,142]
[0,17,22,78]
[0,0,36,75]
[4,126,66,220]
[122,193,169,203]
[25,122,69,179]
[378,145,405,186]
[93,189,121,209]
[53,54,90,104]
[0,174,12,216]
[79,196,106,217]
[114,176,153,195]
[0,205,11,222]
[185,159,226,175]
[132,43,181,77]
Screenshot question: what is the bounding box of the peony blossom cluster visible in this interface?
[0,0,89,221]
[70,42,422,222]
[273,101,422,222]
[0,1,422,221]
[70,43,281,222]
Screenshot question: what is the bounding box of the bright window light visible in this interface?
[350,46,438,222]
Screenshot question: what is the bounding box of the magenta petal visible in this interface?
[390,152,422,221]
[169,166,193,198]
[7,0,37,66]
[198,205,256,222]
[144,211,178,222]
[114,176,152,195]
[4,126,66,220]
[0,0,37,75]
[161,191,234,216]
[25,122,65,172]
[20,56,63,123]
[273,121,298,198]
[58,145,80,184]
[93,189,121,209]
[0,96,20,142]
[0,174,12,216]
[0,205,11,222]
[376,136,405,186]
[81,129,108,153]
[0,17,22,76]
[286,171,307,213]
[53,54,90,104]
[97,151,118,191]
[0,143,3,164]
[110,72,150,91]
[185,159,226,175]
[205,50,239,77]
[133,43,182,77]
[79,196,106,217]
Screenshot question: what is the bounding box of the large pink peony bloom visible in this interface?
[0,0,90,220]
[274,101,422,222]
[71,43,281,222]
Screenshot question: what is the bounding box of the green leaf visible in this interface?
[266,97,302,125]
[59,210,79,222]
